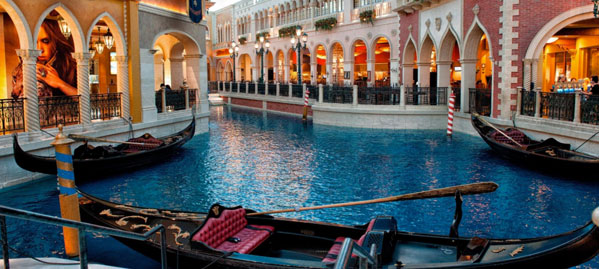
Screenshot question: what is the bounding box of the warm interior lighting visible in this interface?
[103,28,114,50]
[547,37,559,43]
[259,36,265,43]
[229,48,233,54]
[291,37,296,44]
[254,43,259,49]
[94,27,105,55]
[265,40,270,48]
[89,47,96,59]
[57,16,71,40]
[296,27,302,37]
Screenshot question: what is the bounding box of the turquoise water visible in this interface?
[1,105,598,268]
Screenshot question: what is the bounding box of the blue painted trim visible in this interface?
[59,186,77,195]
[57,169,75,180]
[56,152,73,164]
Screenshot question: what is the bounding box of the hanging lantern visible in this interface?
[94,27,104,55]
[103,28,114,50]
[57,16,71,40]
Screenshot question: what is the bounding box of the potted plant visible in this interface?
[256,32,270,40]
[278,25,300,38]
[314,17,337,31]
[238,36,247,45]
[360,10,375,25]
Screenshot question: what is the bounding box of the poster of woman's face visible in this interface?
[11,10,77,99]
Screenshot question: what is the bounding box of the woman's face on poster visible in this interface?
[37,26,55,62]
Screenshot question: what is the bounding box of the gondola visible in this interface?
[471,113,599,174]
[78,189,599,268]
[13,116,195,181]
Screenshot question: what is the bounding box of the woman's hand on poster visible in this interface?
[36,63,77,95]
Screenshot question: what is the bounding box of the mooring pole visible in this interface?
[50,125,80,257]
[1,215,9,269]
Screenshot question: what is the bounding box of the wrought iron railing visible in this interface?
[39,95,80,128]
[279,84,289,97]
[232,82,239,93]
[208,81,218,93]
[323,85,353,104]
[581,95,599,125]
[257,83,266,95]
[166,90,187,111]
[520,89,536,117]
[155,91,163,113]
[188,88,198,106]
[291,84,303,98]
[357,86,401,105]
[224,82,230,92]
[91,93,121,120]
[469,88,491,116]
[406,87,446,105]
[268,84,277,96]
[0,98,25,135]
[540,92,574,121]
[248,83,256,94]
[307,84,318,99]
[451,87,461,111]
[434,87,449,105]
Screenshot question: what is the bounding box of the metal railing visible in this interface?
[307,84,318,99]
[155,90,194,113]
[540,92,574,122]
[267,84,277,96]
[405,87,447,106]
[257,83,266,95]
[208,81,218,93]
[520,89,536,117]
[357,86,401,105]
[280,84,289,97]
[581,95,599,125]
[333,238,377,269]
[188,88,198,107]
[90,93,121,121]
[451,87,461,111]
[0,205,167,269]
[323,85,353,104]
[224,82,231,92]
[248,83,256,94]
[469,88,491,116]
[291,84,303,98]
[0,98,25,135]
[39,95,80,128]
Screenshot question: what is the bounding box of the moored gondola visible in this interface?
[13,116,195,181]
[471,113,599,175]
[78,189,599,268]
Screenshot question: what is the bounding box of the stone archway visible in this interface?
[314,44,326,84]
[352,39,367,86]
[372,37,390,87]
[402,39,417,87]
[462,21,493,115]
[438,29,460,90]
[418,33,437,87]
[329,42,344,85]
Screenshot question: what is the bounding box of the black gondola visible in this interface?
[13,116,195,181]
[471,113,599,174]
[78,190,599,268]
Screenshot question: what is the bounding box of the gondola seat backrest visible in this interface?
[123,134,164,153]
[322,219,376,264]
[191,204,274,254]
[490,129,526,146]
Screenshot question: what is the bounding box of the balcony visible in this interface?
[394,0,441,14]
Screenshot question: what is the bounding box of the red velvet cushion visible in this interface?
[192,208,247,248]
[216,225,274,254]
[322,219,376,264]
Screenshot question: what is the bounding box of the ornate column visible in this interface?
[116,56,130,120]
[170,57,185,89]
[343,60,354,86]
[284,64,290,83]
[531,59,539,90]
[416,61,431,87]
[460,58,478,113]
[367,59,375,86]
[390,58,399,87]
[139,48,158,122]
[72,52,92,125]
[523,59,532,90]
[402,63,415,87]
[326,61,333,85]
[185,53,207,114]
[17,49,41,132]
[436,61,452,88]
[311,62,317,85]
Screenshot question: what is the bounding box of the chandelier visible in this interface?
[104,28,114,50]
[94,27,105,55]
[57,16,71,40]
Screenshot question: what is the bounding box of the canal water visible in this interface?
[1,105,598,268]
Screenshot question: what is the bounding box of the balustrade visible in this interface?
[323,85,353,104]
[291,84,303,98]
[540,92,575,122]
[91,93,121,120]
[39,95,80,128]
[357,86,401,105]
[0,98,25,135]
[268,84,277,96]
[468,88,491,116]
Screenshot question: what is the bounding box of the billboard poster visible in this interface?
[188,0,203,23]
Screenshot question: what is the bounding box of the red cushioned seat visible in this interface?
[191,206,274,254]
[322,219,375,264]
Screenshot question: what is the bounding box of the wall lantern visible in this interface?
[57,16,71,40]
[94,27,105,55]
[103,28,114,50]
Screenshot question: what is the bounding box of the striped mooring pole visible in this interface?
[50,125,80,257]
[447,92,456,136]
[302,89,310,121]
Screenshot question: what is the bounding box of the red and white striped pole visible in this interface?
[302,89,310,121]
[447,92,456,136]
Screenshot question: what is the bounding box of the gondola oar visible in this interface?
[247,182,498,216]
[474,113,525,148]
[67,134,150,146]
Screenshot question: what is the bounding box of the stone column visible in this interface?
[416,61,431,87]
[523,59,532,90]
[343,60,353,86]
[185,53,207,114]
[284,64,290,83]
[170,57,185,89]
[460,59,478,113]
[531,59,539,90]
[116,56,130,120]
[436,61,452,88]
[318,84,323,103]
[140,49,158,122]
[390,58,399,87]
[574,90,581,123]
[311,62,317,85]
[17,49,41,132]
[366,59,375,87]
[326,61,333,85]
[534,88,541,118]
[72,52,92,125]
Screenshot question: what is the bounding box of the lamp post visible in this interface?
[291,27,308,84]
[255,36,270,83]
[229,41,239,81]
[594,0,599,17]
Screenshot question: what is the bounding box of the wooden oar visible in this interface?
[474,113,524,148]
[247,182,498,216]
[68,134,149,146]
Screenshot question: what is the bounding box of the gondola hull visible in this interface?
[78,191,599,268]
[471,114,599,175]
[13,117,195,181]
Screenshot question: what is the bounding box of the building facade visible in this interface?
[0,0,211,187]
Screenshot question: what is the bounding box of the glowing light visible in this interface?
[57,16,71,40]
[546,37,558,44]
